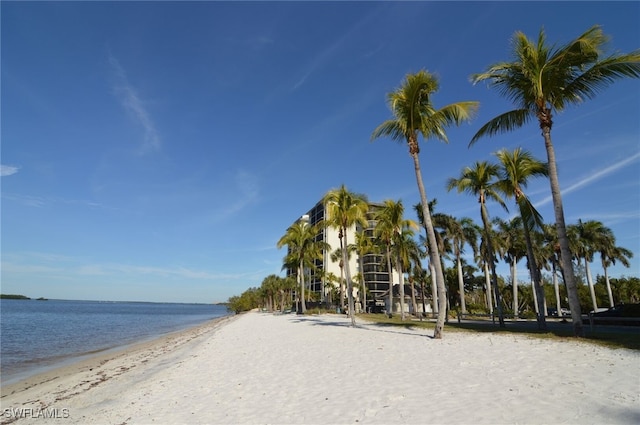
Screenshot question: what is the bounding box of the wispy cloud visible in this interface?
[107,52,161,154]
[291,7,380,91]
[218,169,260,218]
[1,164,20,176]
[1,252,257,283]
[535,152,640,208]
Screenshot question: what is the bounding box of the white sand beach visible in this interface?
[1,312,639,425]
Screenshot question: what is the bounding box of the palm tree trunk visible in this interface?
[457,255,467,314]
[430,261,438,314]
[553,262,562,317]
[484,262,493,314]
[342,229,357,327]
[542,130,583,336]
[359,255,367,312]
[397,258,406,321]
[411,152,447,338]
[420,278,427,319]
[409,278,418,316]
[604,266,614,307]
[585,258,598,313]
[480,202,505,327]
[298,262,306,314]
[511,259,518,318]
[385,245,394,317]
[532,279,539,313]
[522,225,547,330]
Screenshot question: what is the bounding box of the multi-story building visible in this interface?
[284,198,400,311]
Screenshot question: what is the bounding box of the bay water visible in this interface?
[0,299,230,385]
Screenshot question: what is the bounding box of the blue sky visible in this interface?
[2,1,638,303]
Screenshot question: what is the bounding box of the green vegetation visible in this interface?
[1,294,31,300]
[227,25,640,340]
[359,314,640,351]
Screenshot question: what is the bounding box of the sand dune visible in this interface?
[1,312,638,424]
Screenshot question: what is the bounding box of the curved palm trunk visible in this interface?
[298,262,307,314]
[603,265,614,308]
[342,229,357,327]
[385,245,394,317]
[585,258,598,312]
[480,202,505,327]
[457,255,467,314]
[542,127,583,336]
[359,255,367,312]
[411,151,447,338]
[522,225,547,330]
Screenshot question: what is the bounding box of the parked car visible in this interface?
[591,303,640,318]
[586,304,640,327]
[547,307,571,317]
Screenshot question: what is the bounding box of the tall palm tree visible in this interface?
[495,147,549,329]
[372,70,478,338]
[447,161,507,326]
[323,185,369,327]
[277,219,329,314]
[470,25,640,336]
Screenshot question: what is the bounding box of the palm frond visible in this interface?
[469,109,530,146]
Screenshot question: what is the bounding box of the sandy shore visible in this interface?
[1,312,639,424]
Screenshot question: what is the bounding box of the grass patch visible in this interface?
[356,313,640,351]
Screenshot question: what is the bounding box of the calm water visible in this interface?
[0,299,230,384]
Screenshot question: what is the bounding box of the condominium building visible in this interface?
[283,198,400,310]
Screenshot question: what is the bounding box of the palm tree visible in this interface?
[260,274,281,312]
[414,201,442,315]
[405,236,427,316]
[374,201,419,321]
[447,161,507,326]
[330,247,347,311]
[352,229,377,313]
[277,219,329,314]
[441,215,477,314]
[570,219,615,313]
[494,147,549,328]
[374,200,406,318]
[279,275,297,313]
[493,217,524,317]
[323,185,369,327]
[600,243,633,307]
[372,70,478,338]
[470,25,640,336]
